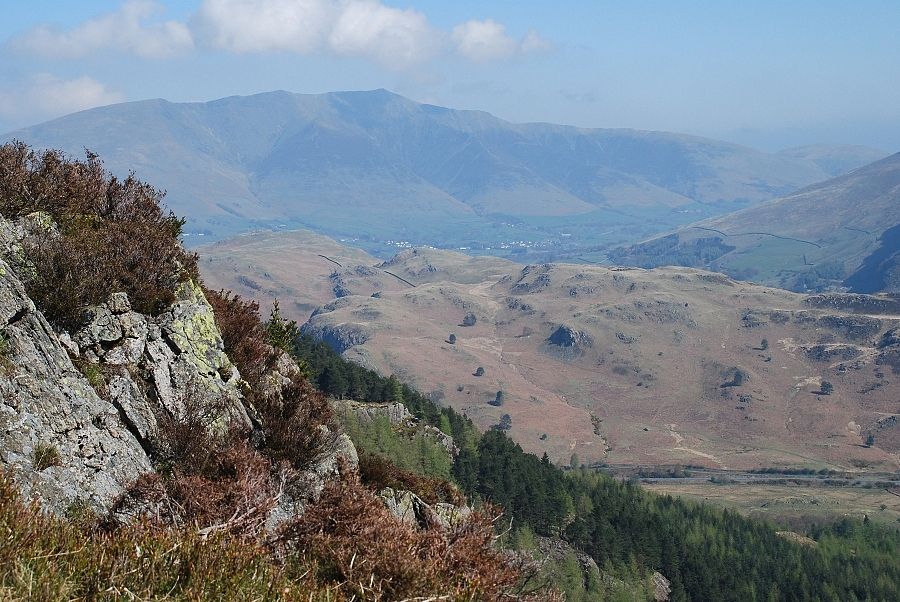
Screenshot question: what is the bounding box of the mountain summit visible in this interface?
[3,89,854,249]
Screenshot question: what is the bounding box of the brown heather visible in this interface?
[0,470,336,601]
[277,471,558,602]
[359,451,466,506]
[203,287,274,389]
[0,142,197,330]
[204,287,336,470]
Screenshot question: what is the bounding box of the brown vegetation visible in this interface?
[0,142,198,329]
[359,451,466,506]
[203,287,274,389]
[0,470,332,600]
[277,471,556,601]
[204,286,336,470]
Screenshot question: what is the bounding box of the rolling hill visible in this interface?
[3,89,854,256]
[199,231,900,470]
[611,152,900,292]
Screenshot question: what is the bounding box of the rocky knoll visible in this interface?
[0,213,471,534]
[0,214,358,518]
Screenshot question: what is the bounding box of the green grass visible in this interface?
[73,359,107,397]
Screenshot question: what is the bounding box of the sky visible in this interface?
[1,0,899,151]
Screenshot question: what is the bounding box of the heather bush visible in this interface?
[254,375,336,470]
[0,142,197,329]
[358,451,465,506]
[277,472,558,601]
[204,288,336,470]
[203,287,275,389]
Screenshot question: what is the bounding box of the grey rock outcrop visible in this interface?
[379,487,471,530]
[301,320,372,354]
[266,430,359,529]
[547,325,592,349]
[333,399,411,425]
[0,256,151,513]
[333,399,458,456]
[73,282,249,445]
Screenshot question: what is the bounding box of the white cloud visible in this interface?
[328,1,437,69]
[0,74,124,123]
[10,0,549,70]
[195,0,437,69]
[13,0,193,59]
[452,19,551,62]
[520,29,552,54]
[194,0,334,54]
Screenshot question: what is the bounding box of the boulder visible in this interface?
[547,325,592,349]
[379,487,471,530]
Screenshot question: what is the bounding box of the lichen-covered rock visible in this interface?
[107,372,157,442]
[74,283,249,441]
[380,487,432,527]
[431,501,472,528]
[0,257,151,514]
[379,487,471,530]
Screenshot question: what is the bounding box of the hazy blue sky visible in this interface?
[2,1,898,151]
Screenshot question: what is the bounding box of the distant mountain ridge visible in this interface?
[2,89,871,252]
[611,152,900,292]
[777,144,889,177]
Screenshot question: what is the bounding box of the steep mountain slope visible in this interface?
[612,152,900,292]
[5,90,834,253]
[199,231,900,470]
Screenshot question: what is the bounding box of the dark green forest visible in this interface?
[292,333,900,602]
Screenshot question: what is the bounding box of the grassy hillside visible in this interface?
[201,233,900,470]
[291,327,900,602]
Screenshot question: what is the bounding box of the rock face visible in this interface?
[301,317,372,354]
[334,399,411,425]
[268,430,359,529]
[73,281,249,445]
[0,214,357,526]
[333,399,458,456]
[547,325,592,349]
[545,324,593,360]
[379,487,471,529]
[0,256,151,513]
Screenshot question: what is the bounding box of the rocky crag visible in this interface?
[0,213,467,527]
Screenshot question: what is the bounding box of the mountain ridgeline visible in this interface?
[2,89,872,258]
[611,152,900,293]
